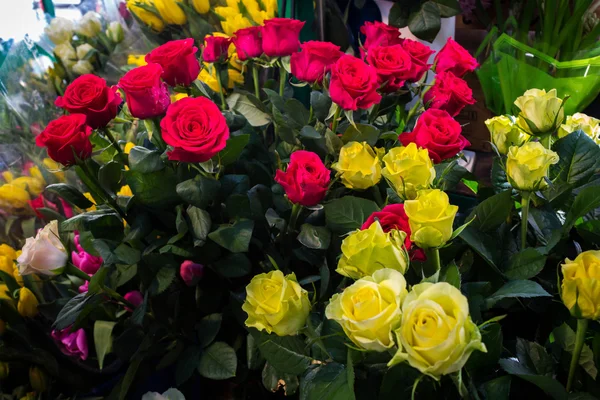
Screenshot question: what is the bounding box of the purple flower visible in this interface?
[180,260,204,286]
[51,327,89,360]
[72,232,102,274]
[124,290,144,310]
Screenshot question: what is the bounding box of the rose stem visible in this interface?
[287,203,302,234]
[214,63,227,111]
[330,105,342,134]
[520,191,531,250]
[424,247,441,278]
[567,318,588,391]
[102,127,128,164]
[279,66,287,97]
[252,63,260,99]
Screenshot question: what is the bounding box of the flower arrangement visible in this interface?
[1,16,600,400]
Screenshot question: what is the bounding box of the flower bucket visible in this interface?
[477,33,600,116]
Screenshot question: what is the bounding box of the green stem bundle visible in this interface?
[567,319,589,392]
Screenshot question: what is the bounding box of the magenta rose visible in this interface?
[203,35,231,63]
[161,97,229,162]
[52,328,89,360]
[233,26,263,61]
[118,63,170,119]
[145,38,200,87]
[329,55,381,111]
[434,37,479,78]
[290,41,343,84]
[424,71,476,116]
[72,232,103,275]
[262,18,305,57]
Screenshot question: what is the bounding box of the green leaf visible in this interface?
[175,345,202,386]
[152,266,176,295]
[285,98,310,128]
[262,362,299,396]
[247,334,265,370]
[551,130,600,188]
[408,2,442,42]
[176,174,221,209]
[197,313,222,349]
[45,183,94,209]
[341,124,380,146]
[577,220,600,244]
[563,186,600,233]
[310,91,332,121]
[300,362,355,400]
[503,248,547,280]
[324,197,379,233]
[459,226,501,272]
[227,93,270,127]
[61,210,123,239]
[214,253,251,278]
[388,3,411,27]
[197,341,237,380]
[94,321,116,370]
[441,260,460,289]
[128,146,164,173]
[470,190,513,232]
[208,219,254,253]
[482,376,511,400]
[431,0,461,17]
[98,161,122,194]
[491,158,511,193]
[54,293,96,330]
[217,134,250,166]
[553,323,597,380]
[253,331,312,375]
[187,206,211,246]
[125,168,179,209]
[0,270,20,295]
[486,280,551,308]
[499,359,567,400]
[298,224,331,249]
[300,125,321,139]
[88,266,109,293]
[516,338,554,375]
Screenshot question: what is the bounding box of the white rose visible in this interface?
[106,21,125,44]
[72,60,94,75]
[45,17,74,45]
[54,42,76,67]
[76,43,95,60]
[76,12,102,38]
[18,221,68,276]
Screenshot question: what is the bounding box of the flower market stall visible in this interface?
[0,1,599,399]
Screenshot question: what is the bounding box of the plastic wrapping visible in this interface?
[478,34,600,116]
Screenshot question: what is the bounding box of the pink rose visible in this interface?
[118,63,170,119]
[401,39,434,81]
[360,21,402,54]
[145,38,200,87]
[124,290,144,310]
[52,327,89,360]
[434,37,478,78]
[366,44,413,92]
[180,260,204,286]
[233,26,263,61]
[424,71,476,116]
[72,232,103,275]
[262,18,305,57]
[329,55,381,111]
[290,41,342,84]
[203,35,231,63]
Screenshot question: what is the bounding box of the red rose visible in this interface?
[290,41,343,84]
[399,109,470,163]
[118,63,170,119]
[424,71,475,116]
[28,194,58,219]
[233,26,263,61]
[161,97,229,162]
[360,21,402,54]
[262,18,305,57]
[434,38,478,78]
[329,55,382,111]
[275,150,330,207]
[401,39,434,81]
[203,35,232,63]
[366,44,413,93]
[55,74,122,129]
[145,38,200,87]
[35,114,93,166]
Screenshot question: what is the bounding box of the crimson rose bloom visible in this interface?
[401,39,434,81]
[55,74,122,129]
[434,38,478,78]
[233,26,263,61]
[275,150,330,206]
[145,38,200,87]
[290,41,342,84]
[329,55,381,111]
[366,44,413,93]
[203,35,231,63]
[118,63,170,119]
[424,71,475,116]
[262,18,305,57]
[400,109,470,163]
[360,20,402,53]
[29,194,58,220]
[36,114,93,166]
[161,97,229,162]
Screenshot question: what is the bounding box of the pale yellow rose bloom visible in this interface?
[561,251,600,320]
[18,221,68,276]
[388,282,486,379]
[506,141,559,191]
[332,141,384,190]
[337,221,408,280]
[404,189,458,249]
[10,177,44,197]
[17,287,39,318]
[382,143,435,200]
[326,268,407,351]
[0,184,31,211]
[76,44,95,60]
[192,0,210,13]
[44,17,74,45]
[242,270,311,336]
[127,0,165,32]
[106,21,125,43]
[154,0,187,25]
[514,88,564,135]
[485,115,528,154]
[75,12,102,38]
[54,42,77,68]
[558,113,600,144]
[72,60,94,75]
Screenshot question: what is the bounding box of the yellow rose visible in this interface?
[506,141,559,191]
[558,113,600,144]
[42,158,65,182]
[243,270,310,336]
[325,268,407,351]
[127,0,165,32]
[388,282,486,379]
[192,0,210,13]
[337,221,408,280]
[0,284,12,302]
[10,177,44,197]
[219,13,253,36]
[264,0,277,17]
[332,142,383,190]
[0,184,30,211]
[561,251,600,320]
[198,63,243,93]
[404,189,458,249]
[0,244,17,277]
[13,251,24,287]
[154,0,187,25]
[382,143,435,200]
[117,185,133,197]
[127,54,148,67]
[514,88,564,135]
[124,142,136,155]
[17,287,38,318]
[2,171,14,183]
[485,115,528,154]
